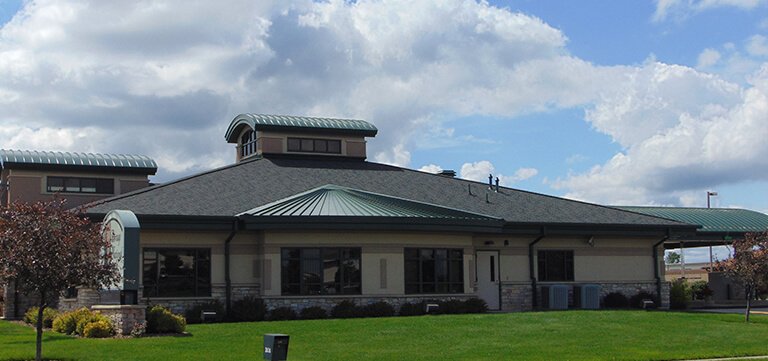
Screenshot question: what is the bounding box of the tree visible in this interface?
[716,231,768,322]
[665,251,681,265]
[0,200,119,361]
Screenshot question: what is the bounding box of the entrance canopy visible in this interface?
[617,207,768,248]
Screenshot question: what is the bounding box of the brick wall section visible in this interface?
[92,305,146,335]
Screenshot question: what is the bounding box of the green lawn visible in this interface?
[2,311,768,360]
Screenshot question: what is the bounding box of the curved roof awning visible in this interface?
[224,113,378,143]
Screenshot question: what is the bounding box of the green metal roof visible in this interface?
[238,184,500,220]
[225,113,378,142]
[0,149,157,173]
[616,206,768,234]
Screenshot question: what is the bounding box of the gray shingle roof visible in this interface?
[0,149,157,174]
[225,114,378,142]
[85,157,688,229]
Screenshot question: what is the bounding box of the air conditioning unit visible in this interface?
[574,284,601,309]
[541,285,569,310]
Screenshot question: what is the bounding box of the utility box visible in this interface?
[264,334,290,361]
[573,284,601,309]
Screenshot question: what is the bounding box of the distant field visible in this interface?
[2,310,768,360]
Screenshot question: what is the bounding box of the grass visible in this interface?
[2,311,768,360]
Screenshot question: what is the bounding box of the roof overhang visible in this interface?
[224,113,378,143]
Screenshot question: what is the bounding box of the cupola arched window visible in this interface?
[241,130,257,157]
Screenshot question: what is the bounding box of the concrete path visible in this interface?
[679,356,768,361]
[691,307,768,314]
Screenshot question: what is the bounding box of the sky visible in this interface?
[1,0,767,262]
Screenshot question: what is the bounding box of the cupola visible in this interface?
[224,114,378,162]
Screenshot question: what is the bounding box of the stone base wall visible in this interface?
[1,282,51,320]
[92,305,146,336]
[501,283,533,311]
[263,295,474,313]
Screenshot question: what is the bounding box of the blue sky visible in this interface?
[1,0,767,262]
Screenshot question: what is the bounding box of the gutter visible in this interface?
[528,229,546,310]
[652,231,670,306]
[224,219,239,317]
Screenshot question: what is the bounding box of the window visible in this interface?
[142,248,211,297]
[241,130,257,157]
[537,250,574,282]
[286,137,342,154]
[404,248,463,294]
[46,177,113,194]
[281,248,361,296]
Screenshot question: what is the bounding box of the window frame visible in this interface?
[404,247,464,294]
[537,250,574,282]
[240,130,257,157]
[46,176,114,194]
[286,137,342,154]
[142,247,212,298]
[280,247,361,296]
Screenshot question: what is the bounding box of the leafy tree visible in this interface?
[0,200,119,361]
[716,231,768,322]
[665,251,681,264]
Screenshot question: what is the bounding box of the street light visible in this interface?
[707,191,718,208]
[706,191,718,271]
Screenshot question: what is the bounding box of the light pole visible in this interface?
[707,191,718,271]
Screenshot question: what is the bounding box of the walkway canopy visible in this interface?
[617,207,768,248]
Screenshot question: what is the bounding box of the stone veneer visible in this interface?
[263,295,475,313]
[500,282,533,312]
[92,305,146,335]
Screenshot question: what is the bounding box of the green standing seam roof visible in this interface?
[616,206,768,234]
[225,113,378,142]
[0,149,157,171]
[238,184,501,221]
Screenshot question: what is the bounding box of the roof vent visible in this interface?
[438,170,456,177]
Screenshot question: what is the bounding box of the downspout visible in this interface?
[528,230,546,310]
[224,220,239,317]
[652,231,670,306]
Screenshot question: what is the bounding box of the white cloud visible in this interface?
[460,160,538,186]
[696,48,722,68]
[418,164,442,174]
[557,62,768,205]
[653,0,766,22]
[0,0,592,180]
[747,34,768,57]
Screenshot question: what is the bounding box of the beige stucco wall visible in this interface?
[473,235,660,283]
[237,127,369,160]
[261,231,475,297]
[4,169,150,208]
[139,230,260,298]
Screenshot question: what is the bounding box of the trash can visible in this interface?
[264,334,290,361]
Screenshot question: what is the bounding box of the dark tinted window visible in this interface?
[142,248,211,297]
[404,248,463,294]
[47,176,114,194]
[537,250,574,281]
[281,247,361,296]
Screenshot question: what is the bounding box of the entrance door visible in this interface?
[476,251,500,310]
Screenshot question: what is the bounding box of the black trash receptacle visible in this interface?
[264,334,290,360]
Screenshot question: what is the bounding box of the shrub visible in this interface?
[438,300,465,314]
[53,308,92,335]
[82,320,114,338]
[670,280,691,310]
[268,307,297,321]
[629,291,658,309]
[147,305,186,334]
[362,301,395,318]
[24,307,58,328]
[463,298,489,313]
[690,281,713,300]
[75,312,111,336]
[398,302,427,316]
[230,296,267,322]
[603,292,629,308]
[331,300,361,319]
[130,321,147,338]
[299,306,327,320]
[185,300,225,324]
